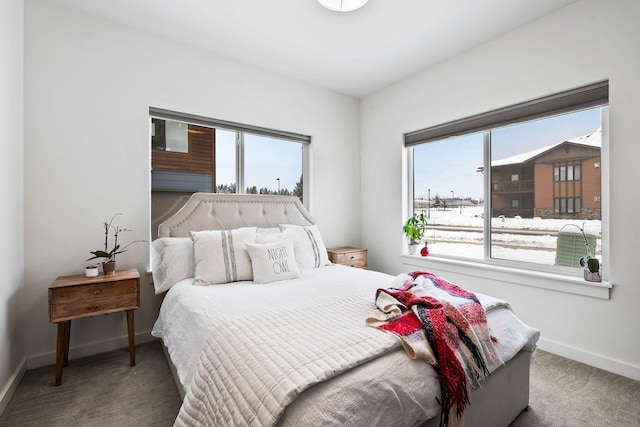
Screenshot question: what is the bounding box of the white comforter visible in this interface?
[152,265,539,427]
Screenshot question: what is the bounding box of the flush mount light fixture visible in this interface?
[317,0,370,12]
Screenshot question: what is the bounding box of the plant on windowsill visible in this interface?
[559,223,601,282]
[403,212,427,255]
[86,213,145,275]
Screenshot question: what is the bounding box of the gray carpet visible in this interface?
[1,342,638,426]
[510,350,640,427]
[0,340,181,427]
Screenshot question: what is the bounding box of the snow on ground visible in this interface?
[415,205,601,265]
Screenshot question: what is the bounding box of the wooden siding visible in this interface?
[152,124,214,174]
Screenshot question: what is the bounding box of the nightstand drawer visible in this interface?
[49,278,138,322]
[327,247,368,268]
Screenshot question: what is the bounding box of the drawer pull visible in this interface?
[94,290,100,295]
[350,256,355,260]
[94,304,100,309]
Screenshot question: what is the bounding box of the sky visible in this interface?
[212,107,601,198]
[215,130,303,192]
[413,107,602,201]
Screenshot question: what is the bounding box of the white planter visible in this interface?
[85,266,99,278]
[584,268,601,282]
[408,244,419,255]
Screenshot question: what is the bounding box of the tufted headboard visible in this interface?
[157,193,315,237]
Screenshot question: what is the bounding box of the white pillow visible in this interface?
[191,227,257,285]
[256,227,282,240]
[256,228,290,244]
[151,237,195,294]
[245,239,301,284]
[278,224,331,270]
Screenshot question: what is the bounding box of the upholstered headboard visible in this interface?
[157,193,315,237]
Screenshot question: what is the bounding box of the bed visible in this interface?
[150,193,539,427]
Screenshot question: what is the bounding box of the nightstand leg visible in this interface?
[55,321,71,386]
[62,321,70,366]
[126,310,135,366]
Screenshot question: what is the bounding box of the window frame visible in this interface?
[149,107,310,206]
[403,82,611,298]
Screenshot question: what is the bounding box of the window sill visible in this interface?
[401,254,611,300]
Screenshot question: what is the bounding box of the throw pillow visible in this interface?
[245,239,301,284]
[191,227,257,285]
[278,224,331,270]
[151,237,195,294]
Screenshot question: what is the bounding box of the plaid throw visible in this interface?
[366,271,502,427]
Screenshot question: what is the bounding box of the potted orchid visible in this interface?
[86,213,144,275]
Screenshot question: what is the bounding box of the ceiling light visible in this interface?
[317,0,370,12]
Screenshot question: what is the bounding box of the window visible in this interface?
[406,81,607,275]
[214,129,237,193]
[244,133,303,197]
[149,108,309,239]
[554,164,581,182]
[151,119,189,153]
[555,197,581,214]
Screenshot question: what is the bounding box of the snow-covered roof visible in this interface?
[567,127,602,147]
[492,128,601,167]
[492,144,556,167]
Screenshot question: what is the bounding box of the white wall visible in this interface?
[18,0,639,394]
[0,0,26,411]
[23,0,361,367]
[361,0,640,380]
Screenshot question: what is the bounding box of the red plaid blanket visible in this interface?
[367,271,502,427]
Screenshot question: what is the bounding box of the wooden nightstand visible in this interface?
[48,268,140,386]
[327,246,368,269]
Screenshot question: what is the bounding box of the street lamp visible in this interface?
[450,190,454,211]
[276,178,280,194]
[427,188,431,220]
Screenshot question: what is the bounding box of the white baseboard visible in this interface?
[0,358,26,417]
[25,331,156,370]
[537,337,640,381]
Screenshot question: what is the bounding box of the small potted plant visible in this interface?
[403,211,427,255]
[580,256,601,282]
[560,223,601,282]
[86,213,143,275]
[85,264,100,278]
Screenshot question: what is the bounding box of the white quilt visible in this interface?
[152,265,539,427]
